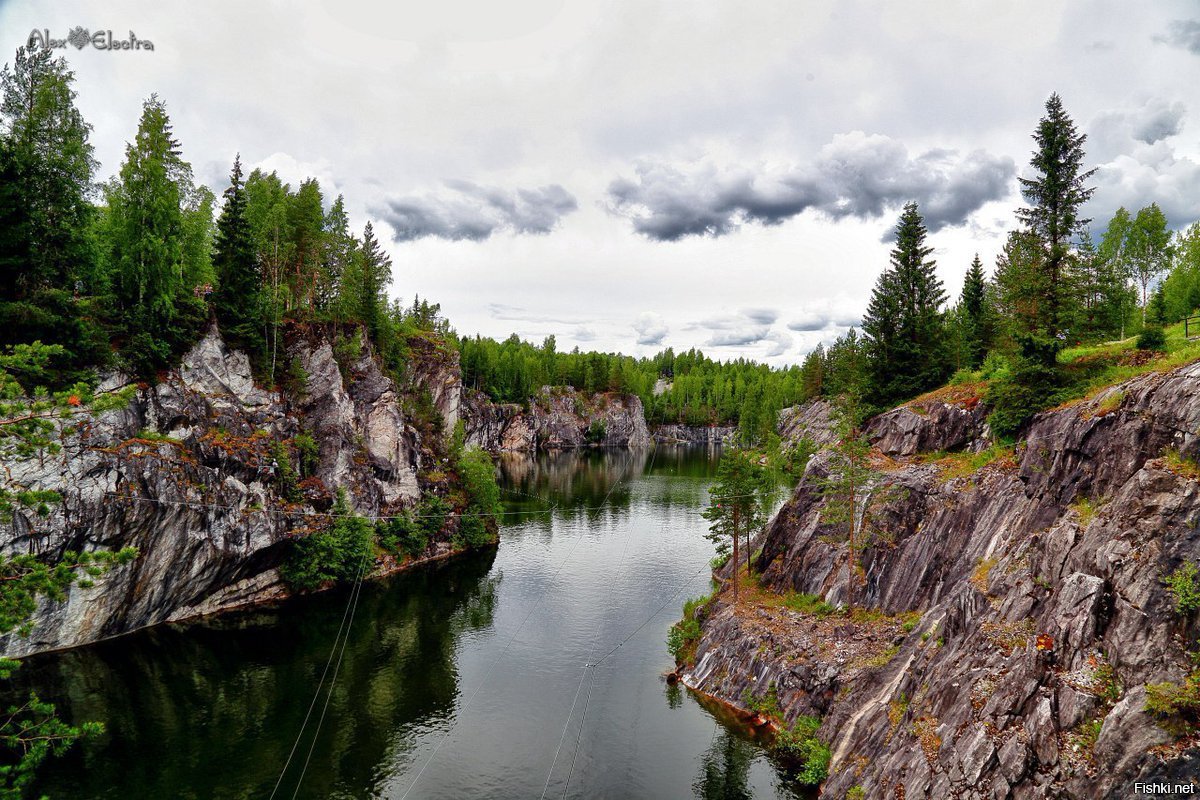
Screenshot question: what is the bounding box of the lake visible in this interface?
[18,446,809,799]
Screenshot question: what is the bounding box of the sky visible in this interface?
[3,0,1200,365]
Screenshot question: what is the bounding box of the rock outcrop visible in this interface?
[652,424,739,445]
[0,326,463,657]
[777,399,840,448]
[463,387,651,451]
[685,361,1200,799]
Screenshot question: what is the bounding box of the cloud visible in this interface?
[785,306,863,332]
[606,132,1014,241]
[1153,19,1200,54]
[1090,98,1186,157]
[707,326,771,346]
[632,312,669,346]
[486,302,592,326]
[1086,99,1200,228]
[573,326,598,342]
[377,181,577,242]
[764,330,793,358]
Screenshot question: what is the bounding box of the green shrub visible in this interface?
[667,617,701,662]
[269,441,301,502]
[774,715,830,784]
[743,683,781,718]
[280,491,374,591]
[377,513,427,557]
[1145,671,1200,719]
[294,433,319,478]
[986,337,1065,437]
[1164,562,1200,615]
[584,419,607,444]
[979,351,1011,381]
[455,448,501,548]
[1136,326,1167,352]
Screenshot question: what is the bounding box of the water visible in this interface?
[16,447,809,799]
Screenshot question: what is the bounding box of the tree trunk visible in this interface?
[732,505,740,604]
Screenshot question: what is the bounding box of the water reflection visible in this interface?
[15,554,498,799]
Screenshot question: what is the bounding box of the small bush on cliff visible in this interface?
[1164,562,1200,615]
[378,495,452,557]
[584,419,607,445]
[455,448,501,548]
[281,491,373,591]
[666,617,701,663]
[774,715,830,784]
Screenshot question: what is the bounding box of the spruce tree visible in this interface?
[959,254,990,369]
[862,202,949,408]
[212,155,263,356]
[1015,93,1095,356]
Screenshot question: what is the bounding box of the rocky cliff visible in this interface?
[652,424,739,446]
[0,325,466,658]
[682,363,1200,799]
[463,387,651,451]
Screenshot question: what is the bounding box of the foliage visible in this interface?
[455,448,501,548]
[667,617,701,663]
[742,683,781,718]
[280,490,374,591]
[293,432,319,477]
[377,495,451,558]
[816,398,879,609]
[1136,326,1166,352]
[269,441,301,503]
[782,592,835,616]
[862,202,951,408]
[1014,92,1096,350]
[773,715,829,784]
[584,419,607,444]
[701,448,772,601]
[986,335,1066,437]
[211,155,263,359]
[0,692,104,800]
[1164,562,1200,616]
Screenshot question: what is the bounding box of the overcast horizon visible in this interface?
[3,1,1199,365]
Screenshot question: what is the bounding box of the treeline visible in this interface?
[459,335,808,442]
[0,44,439,389]
[798,94,1199,433]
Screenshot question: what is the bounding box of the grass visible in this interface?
[1058,320,1200,404]
[971,556,998,594]
[921,444,1015,480]
[782,591,837,616]
[1071,496,1102,527]
[1163,448,1200,481]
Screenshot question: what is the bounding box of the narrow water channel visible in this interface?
[18,447,810,799]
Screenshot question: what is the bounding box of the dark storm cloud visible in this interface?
[607,132,1014,241]
[1154,19,1200,54]
[377,181,578,242]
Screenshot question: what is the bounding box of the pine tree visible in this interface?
[702,448,770,603]
[0,44,97,297]
[357,221,392,340]
[318,195,356,312]
[1015,93,1095,356]
[212,155,263,356]
[959,254,990,369]
[861,202,949,407]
